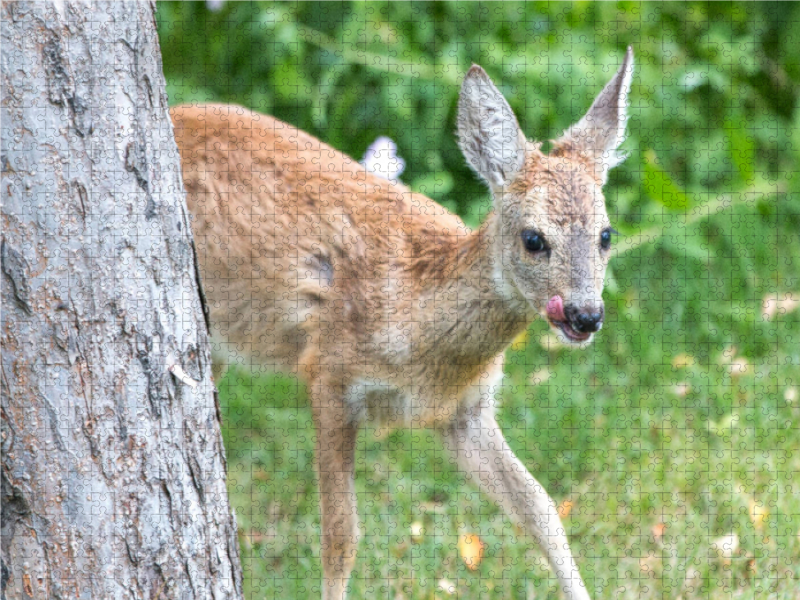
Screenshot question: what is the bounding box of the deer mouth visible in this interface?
[549,319,593,343]
[545,294,592,343]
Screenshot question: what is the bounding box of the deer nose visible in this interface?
[564,304,604,333]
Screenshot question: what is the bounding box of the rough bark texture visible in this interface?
[1,2,243,598]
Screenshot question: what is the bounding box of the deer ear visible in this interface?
[457,65,526,192]
[552,46,634,183]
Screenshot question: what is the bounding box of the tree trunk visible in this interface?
[1,2,243,599]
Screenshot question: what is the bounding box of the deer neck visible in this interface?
[414,212,534,367]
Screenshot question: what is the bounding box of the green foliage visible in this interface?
[156,2,800,598]
[642,150,693,210]
[157,2,799,219]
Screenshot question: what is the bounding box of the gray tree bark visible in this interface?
[1,2,243,599]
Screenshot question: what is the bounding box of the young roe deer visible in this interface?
[171,47,633,600]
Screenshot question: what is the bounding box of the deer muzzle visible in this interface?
[546,295,604,343]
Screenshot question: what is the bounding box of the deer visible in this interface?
[171,46,633,600]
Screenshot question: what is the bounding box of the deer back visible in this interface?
[171,104,470,377]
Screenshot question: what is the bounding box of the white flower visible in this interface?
[361,136,405,183]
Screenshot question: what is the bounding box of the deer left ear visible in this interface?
[552,46,634,183]
[457,65,527,193]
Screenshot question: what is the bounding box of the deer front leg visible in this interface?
[311,378,361,600]
[442,400,590,600]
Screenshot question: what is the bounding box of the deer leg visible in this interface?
[311,378,361,600]
[441,400,590,600]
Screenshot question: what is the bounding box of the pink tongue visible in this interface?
[546,295,566,321]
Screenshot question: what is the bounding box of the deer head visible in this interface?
[457,47,633,346]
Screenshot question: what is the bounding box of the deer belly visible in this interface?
[345,378,466,428]
[346,378,412,425]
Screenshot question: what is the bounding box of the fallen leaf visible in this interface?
[651,522,667,541]
[253,468,271,482]
[761,292,800,320]
[672,382,692,397]
[458,533,486,571]
[728,357,751,378]
[557,499,574,519]
[529,367,552,386]
[749,499,769,530]
[718,345,738,365]
[245,529,268,545]
[437,578,456,595]
[410,521,424,543]
[510,329,529,351]
[393,541,409,559]
[683,568,703,591]
[639,554,659,575]
[671,353,695,369]
[711,533,739,559]
[747,558,757,577]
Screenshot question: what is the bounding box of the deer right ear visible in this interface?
[457,65,526,193]
[552,47,634,183]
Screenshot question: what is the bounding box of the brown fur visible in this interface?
[172,104,527,421]
[171,48,633,600]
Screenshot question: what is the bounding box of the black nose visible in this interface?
[564,305,604,333]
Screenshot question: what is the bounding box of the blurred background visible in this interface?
[157,3,800,599]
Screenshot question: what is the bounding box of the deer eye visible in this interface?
[521,229,548,254]
[600,227,617,250]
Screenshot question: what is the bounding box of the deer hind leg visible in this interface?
[311,377,361,600]
[441,400,591,600]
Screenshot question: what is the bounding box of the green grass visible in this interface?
[218,188,800,599]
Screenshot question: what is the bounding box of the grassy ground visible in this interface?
[218,189,800,599]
